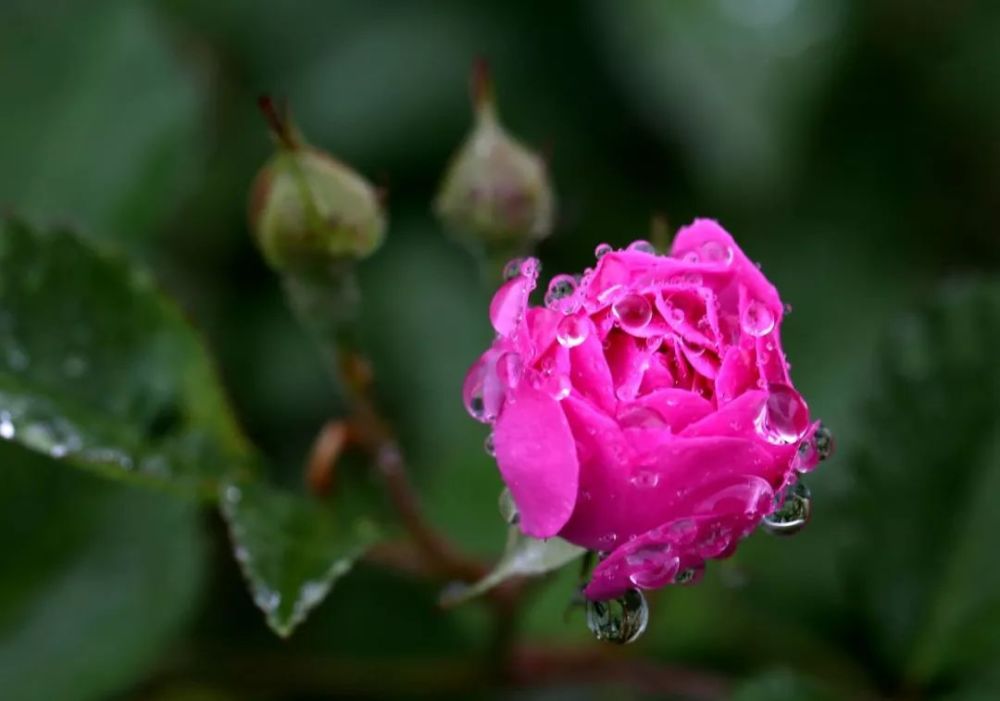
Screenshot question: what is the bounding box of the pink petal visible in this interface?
[559,390,778,550]
[584,474,774,600]
[633,388,714,433]
[568,328,616,415]
[494,382,580,538]
[604,330,648,402]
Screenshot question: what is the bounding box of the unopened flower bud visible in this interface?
[249,97,386,274]
[435,61,555,254]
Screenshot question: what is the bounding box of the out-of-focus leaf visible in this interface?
[732,669,839,701]
[441,528,584,606]
[220,479,382,637]
[358,223,504,557]
[590,0,849,197]
[0,219,252,494]
[0,443,205,701]
[841,278,1000,684]
[0,0,202,256]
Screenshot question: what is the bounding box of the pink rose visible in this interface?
[463,219,828,600]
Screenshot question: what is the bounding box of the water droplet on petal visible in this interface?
[741,300,775,337]
[519,257,540,279]
[544,274,579,311]
[463,357,503,423]
[556,315,589,348]
[814,422,834,461]
[586,589,649,644]
[502,258,523,280]
[699,241,734,265]
[695,523,734,559]
[627,240,656,254]
[674,563,704,585]
[618,406,667,430]
[596,532,618,548]
[484,432,496,457]
[495,352,524,389]
[644,335,664,352]
[663,518,698,546]
[498,487,519,524]
[612,294,652,332]
[755,384,810,445]
[628,470,661,488]
[762,480,811,536]
[489,276,531,337]
[626,544,680,588]
[543,373,571,401]
[595,243,613,259]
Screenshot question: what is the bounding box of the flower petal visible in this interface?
[493,381,579,538]
[584,474,773,600]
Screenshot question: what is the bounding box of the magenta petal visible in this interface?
[715,346,756,405]
[489,275,532,337]
[681,390,798,481]
[604,331,648,402]
[672,219,785,328]
[568,329,616,415]
[584,474,773,600]
[561,392,777,549]
[493,382,580,538]
[633,388,713,433]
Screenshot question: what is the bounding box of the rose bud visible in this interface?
[249,97,386,275]
[434,60,555,259]
[462,219,832,602]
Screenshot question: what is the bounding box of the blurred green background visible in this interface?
[2,1,1000,699]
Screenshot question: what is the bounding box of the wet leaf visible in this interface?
[842,278,1000,684]
[441,527,584,606]
[0,443,204,701]
[220,479,382,637]
[0,219,252,494]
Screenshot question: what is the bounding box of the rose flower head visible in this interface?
[463,219,832,601]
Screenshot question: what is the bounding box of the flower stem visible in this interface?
[283,265,486,584]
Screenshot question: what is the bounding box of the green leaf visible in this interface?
[732,669,839,701]
[441,527,585,606]
[220,479,382,637]
[841,278,1000,684]
[0,442,204,701]
[0,0,202,257]
[0,219,252,494]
